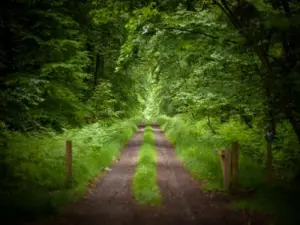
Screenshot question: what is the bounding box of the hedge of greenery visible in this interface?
[0,119,139,223]
[157,115,300,225]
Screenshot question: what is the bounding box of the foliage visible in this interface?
[158,115,300,224]
[0,1,146,221]
[133,125,161,205]
[0,119,138,223]
[235,186,300,225]
[1,1,90,130]
[117,2,300,223]
[0,0,146,131]
[158,115,264,189]
[3,0,300,224]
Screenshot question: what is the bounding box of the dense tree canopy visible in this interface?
[0,0,148,131]
[120,0,300,141]
[117,0,300,191]
[2,0,300,224]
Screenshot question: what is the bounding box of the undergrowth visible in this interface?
[157,115,300,225]
[234,186,300,225]
[132,125,161,205]
[0,118,139,224]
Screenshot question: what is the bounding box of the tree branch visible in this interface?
[207,116,217,134]
[219,0,242,29]
[212,0,241,30]
[281,0,292,17]
[164,26,237,44]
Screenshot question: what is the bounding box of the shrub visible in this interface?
[0,119,138,223]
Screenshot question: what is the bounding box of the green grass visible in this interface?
[157,115,300,225]
[177,143,224,190]
[157,116,224,190]
[157,115,268,191]
[0,119,138,224]
[132,126,161,205]
[234,185,300,225]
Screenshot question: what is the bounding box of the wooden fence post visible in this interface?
[66,140,72,188]
[231,141,239,190]
[219,147,231,190]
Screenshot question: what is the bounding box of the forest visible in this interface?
[1,0,300,225]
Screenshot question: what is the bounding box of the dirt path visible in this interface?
[26,124,269,225]
[153,125,268,225]
[27,126,145,225]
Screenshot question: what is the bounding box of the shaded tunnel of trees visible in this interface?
[1,0,300,225]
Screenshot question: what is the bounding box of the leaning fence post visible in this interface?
[66,140,72,188]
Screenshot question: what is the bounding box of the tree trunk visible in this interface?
[267,142,273,186]
[94,53,104,87]
[215,0,300,143]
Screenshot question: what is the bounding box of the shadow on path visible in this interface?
[26,124,269,225]
[153,125,269,225]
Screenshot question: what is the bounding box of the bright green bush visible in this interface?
[132,125,161,205]
[158,115,224,189]
[0,119,138,223]
[157,115,266,190]
[158,115,300,225]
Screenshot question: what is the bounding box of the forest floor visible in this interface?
[25,124,270,225]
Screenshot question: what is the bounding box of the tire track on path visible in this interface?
[27,126,144,225]
[154,126,195,223]
[153,125,269,225]
[26,124,269,225]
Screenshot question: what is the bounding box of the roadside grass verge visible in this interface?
[132,125,161,205]
[0,119,139,224]
[157,116,224,190]
[157,115,269,191]
[157,115,300,225]
[234,185,300,225]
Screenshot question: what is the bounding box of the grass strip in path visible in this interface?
[132,125,161,205]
